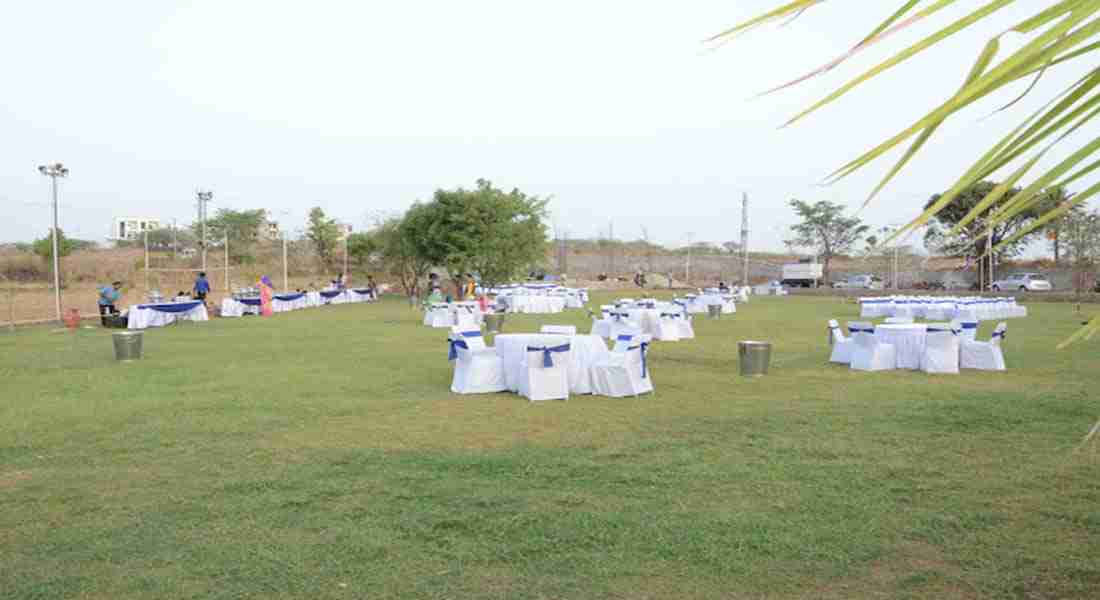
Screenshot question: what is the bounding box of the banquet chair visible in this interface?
[608,312,642,340]
[426,304,454,328]
[448,329,506,394]
[884,317,915,324]
[955,318,979,341]
[518,342,572,402]
[849,324,896,371]
[921,323,960,374]
[654,312,682,342]
[541,325,577,335]
[590,334,654,397]
[589,309,612,338]
[675,312,696,339]
[828,319,854,364]
[960,322,1007,371]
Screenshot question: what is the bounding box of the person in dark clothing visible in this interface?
[97,281,123,326]
[193,272,211,306]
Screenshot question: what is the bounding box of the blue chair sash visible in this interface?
[961,322,978,330]
[627,342,650,378]
[992,330,1006,340]
[527,343,571,368]
[459,331,482,339]
[448,339,470,361]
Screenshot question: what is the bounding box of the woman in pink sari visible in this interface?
[259,276,274,317]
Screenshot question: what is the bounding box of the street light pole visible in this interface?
[37,163,69,323]
[282,231,289,293]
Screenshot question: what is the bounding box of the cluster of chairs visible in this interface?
[447,325,654,400]
[828,319,1006,373]
[424,302,482,329]
[590,302,694,342]
[860,296,1027,321]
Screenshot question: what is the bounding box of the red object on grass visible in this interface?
[64,308,81,331]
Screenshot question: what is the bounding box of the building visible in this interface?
[110,217,162,241]
[336,222,353,241]
[260,221,281,242]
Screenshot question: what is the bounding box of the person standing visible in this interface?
[193,272,211,306]
[463,274,476,300]
[258,276,275,317]
[97,281,123,326]
[366,275,377,300]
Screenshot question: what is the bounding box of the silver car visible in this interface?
[991,273,1052,292]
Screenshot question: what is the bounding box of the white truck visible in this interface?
[781,263,823,288]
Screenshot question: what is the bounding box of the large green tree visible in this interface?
[721,2,1100,344]
[785,199,868,284]
[32,228,78,263]
[1061,208,1100,293]
[306,207,341,265]
[417,179,549,289]
[923,182,1065,260]
[193,208,267,263]
[365,206,436,297]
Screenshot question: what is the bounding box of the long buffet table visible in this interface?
[220,289,375,318]
[127,301,209,329]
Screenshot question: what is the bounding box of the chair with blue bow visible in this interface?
[590,334,654,397]
[954,317,979,342]
[608,311,642,341]
[426,303,454,328]
[828,319,854,364]
[448,328,506,394]
[960,322,1007,371]
[848,322,896,371]
[655,312,682,342]
[518,342,572,402]
[921,322,960,374]
[588,305,615,338]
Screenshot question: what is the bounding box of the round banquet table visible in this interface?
[494,333,610,395]
[874,323,927,370]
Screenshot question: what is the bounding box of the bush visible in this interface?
[0,253,45,282]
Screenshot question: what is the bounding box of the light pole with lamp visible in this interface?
[682,232,695,286]
[37,163,69,323]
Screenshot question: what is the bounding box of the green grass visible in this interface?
[1,294,1098,599]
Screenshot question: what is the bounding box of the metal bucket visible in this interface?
[112,331,143,362]
[484,313,505,334]
[707,304,722,319]
[738,341,771,377]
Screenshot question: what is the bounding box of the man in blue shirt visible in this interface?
[193,272,211,306]
[97,281,123,325]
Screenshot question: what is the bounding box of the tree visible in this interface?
[345,232,378,272]
[417,179,549,290]
[194,208,267,263]
[367,206,436,297]
[785,199,868,284]
[923,182,1065,261]
[1061,209,1100,294]
[307,207,340,265]
[1042,186,1077,265]
[32,228,77,263]
[145,227,195,253]
[720,3,1100,344]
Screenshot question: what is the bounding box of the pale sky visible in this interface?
[2,1,1096,254]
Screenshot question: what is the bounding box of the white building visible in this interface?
[336,222,353,241]
[110,217,162,241]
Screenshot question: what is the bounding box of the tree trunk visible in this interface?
[1054,233,1060,265]
[822,255,831,288]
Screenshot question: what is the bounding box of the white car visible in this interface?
[833,274,884,290]
[991,273,1052,292]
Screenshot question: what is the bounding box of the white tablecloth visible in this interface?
[220,298,260,317]
[875,324,927,370]
[273,293,310,313]
[127,301,209,329]
[495,333,610,394]
[501,295,566,314]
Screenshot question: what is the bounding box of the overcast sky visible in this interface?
[2,1,1096,254]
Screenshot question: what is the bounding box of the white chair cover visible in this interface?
[541,325,577,335]
[884,317,914,324]
[590,335,654,397]
[655,312,682,342]
[518,342,572,402]
[828,319,854,364]
[850,323,896,371]
[921,323,960,374]
[960,322,1006,371]
[448,329,506,394]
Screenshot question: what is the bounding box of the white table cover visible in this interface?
[220,298,260,318]
[874,323,927,370]
[127,301,209,329]
[501,295,566,314]
[495,333,610,395]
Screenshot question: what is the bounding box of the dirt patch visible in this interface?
[0,470,32,490]
[814,540,978,599]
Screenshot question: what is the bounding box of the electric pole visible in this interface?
[196,190,213,272]
[740,192,750,286]
[37,163,69,323]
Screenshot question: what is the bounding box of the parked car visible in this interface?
[990,273,1053,292]
[833,274,884,290]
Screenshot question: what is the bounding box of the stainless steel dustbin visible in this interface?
[484,313,505,334]
[738,341,771,376]
[112,331,143,362]
[707,304,722,319]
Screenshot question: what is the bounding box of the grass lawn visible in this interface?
[1,294,1098,599]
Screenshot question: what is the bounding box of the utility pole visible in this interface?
[282,230,289,293]
[37,163,69,323]
[172,218,178,260]
[196,190,213,272]
[740,192,750,286]
[609,221,615,277]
